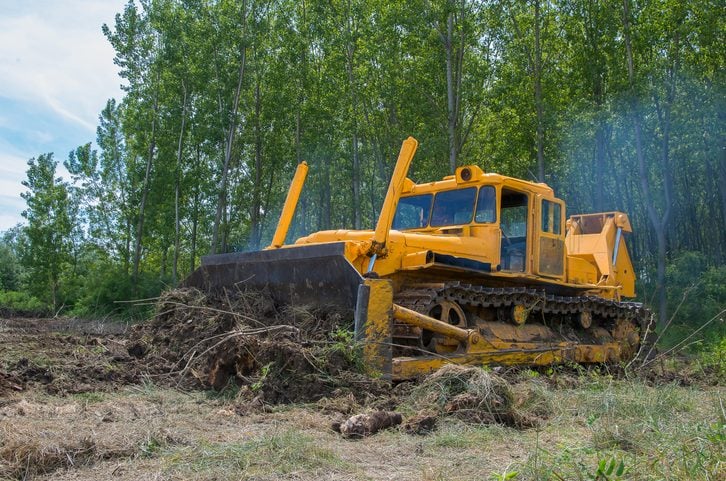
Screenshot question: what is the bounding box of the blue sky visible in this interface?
[0,0,126,230]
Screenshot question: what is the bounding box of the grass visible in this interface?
[161,429,356,480]
[1,364,722,480]
[423,421,510,449]
[512,379,725,481]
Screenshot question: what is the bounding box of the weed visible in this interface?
[326,327,365,372]
[139,436,164,457]
[251,362,272,392]
[490,467,519,480]
[591,457,627,480]
[72,391,105,404]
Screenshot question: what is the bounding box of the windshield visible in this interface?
[392,194,433,230]
[430,187,476,227]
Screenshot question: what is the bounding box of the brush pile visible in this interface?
[127,288,386,403]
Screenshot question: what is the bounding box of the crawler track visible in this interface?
[392,282,653,365]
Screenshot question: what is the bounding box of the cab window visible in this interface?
[501,190,528,238]
[430,188,476,227]
[392,194,433,230]
[475,186,496,223]
[541,199,561,235]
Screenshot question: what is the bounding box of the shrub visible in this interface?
[0,290,48,316]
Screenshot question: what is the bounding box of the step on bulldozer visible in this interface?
[185,137,652,380]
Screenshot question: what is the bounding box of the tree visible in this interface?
[20,154,74,310]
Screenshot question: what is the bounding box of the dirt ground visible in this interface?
[0,309,723,481]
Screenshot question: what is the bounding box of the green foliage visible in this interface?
[697,337,726,381]
[251,363,273,393]
[0,237,21,291]
[326,328,365,373]
[68,260,164,320]
[0,290,47,316]
[489,468,519,480]
[661,251,726,349]
[20,153,75,310]
[592,457,627,480]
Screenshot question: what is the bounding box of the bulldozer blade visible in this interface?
[184,242,364,312]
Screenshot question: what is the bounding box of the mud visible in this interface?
[401,411,438,435]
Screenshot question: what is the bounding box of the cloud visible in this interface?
[0,1,125,132]
[0,0,127,230]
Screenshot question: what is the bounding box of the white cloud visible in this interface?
[0,0,125,132]
[0,0,127,230]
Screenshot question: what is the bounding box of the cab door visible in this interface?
[534,195,565,279]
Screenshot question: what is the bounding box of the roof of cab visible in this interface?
[401,165,556,197]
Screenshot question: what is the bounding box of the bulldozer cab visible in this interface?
[392,170,567,277]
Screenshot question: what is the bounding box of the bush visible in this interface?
[0,290,48,316]
[69,267,166,321]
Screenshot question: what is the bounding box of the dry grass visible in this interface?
[403,364,549,428]
[0,377,722,481]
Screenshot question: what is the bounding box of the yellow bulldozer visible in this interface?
[186,137,651,380]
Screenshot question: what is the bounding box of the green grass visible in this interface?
[512,379,725,481]
[423,421,510,449]
[71,391,106,404]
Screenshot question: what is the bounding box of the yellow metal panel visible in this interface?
[371,137,419,255]
[362,279,394,379]
[391,341,623,380]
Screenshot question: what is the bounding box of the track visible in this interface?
[392,282,653,364]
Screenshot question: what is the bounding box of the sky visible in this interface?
[0,0,126,230]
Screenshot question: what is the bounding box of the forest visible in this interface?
[0,0,723,349]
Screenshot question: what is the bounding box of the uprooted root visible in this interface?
[334,411,403,438]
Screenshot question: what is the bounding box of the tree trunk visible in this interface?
[533,0,545,182]
[345,2,361,229]
[718,147,726,230]
[319,155,331,230]
[160,246,167,279]
[132,96,158,286]
[211,1,247,255]
[445,11,457,173]
[190,143,200,273]
[623,0,675,329]
[292,107,305,239]
[173,82,188,285]
[250,77,263,249]
[594,122,608,210]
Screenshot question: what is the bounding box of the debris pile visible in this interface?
[407,364,544,428]
[127,288,386,403]
[334,411,403,438]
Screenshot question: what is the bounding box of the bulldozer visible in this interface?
[185,137,652,380]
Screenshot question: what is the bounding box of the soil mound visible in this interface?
[128,288,386,403]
